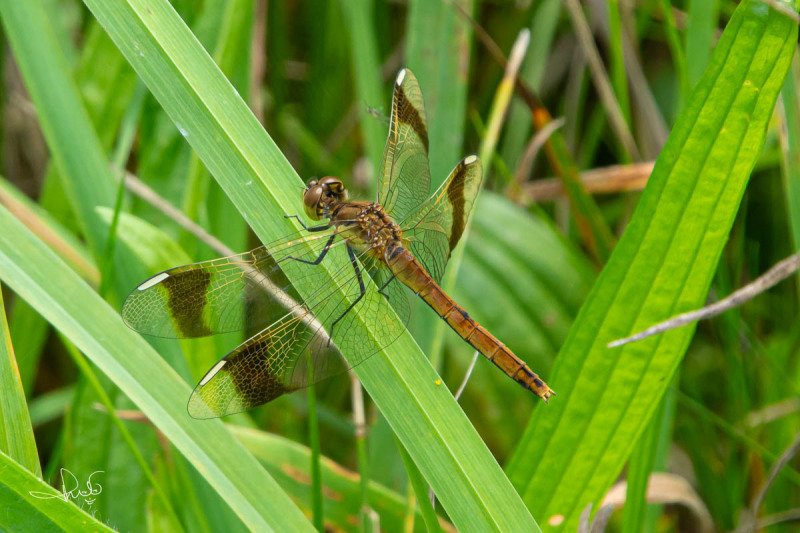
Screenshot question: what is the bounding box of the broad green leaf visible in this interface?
[0,204,312,530]
[0,450,114,533]
[0,286,40,476]
[82,0,540,530]
[508,2,798,530]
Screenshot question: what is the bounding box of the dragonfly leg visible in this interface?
[328,245,366,344]
[377,275,396,300]
[287,233,337,265]
[284,214,331,232]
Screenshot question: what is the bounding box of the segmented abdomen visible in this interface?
[386,246,554,402]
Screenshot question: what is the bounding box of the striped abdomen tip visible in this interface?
[531,376,555,403]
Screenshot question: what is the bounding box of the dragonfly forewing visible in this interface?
[377,69,431,222]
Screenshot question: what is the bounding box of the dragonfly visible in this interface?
[122,68,554,419]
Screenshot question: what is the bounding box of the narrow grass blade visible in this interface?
[606,0,632,131]
[58,336,184,532]
[780,54,800,255]
[621,399,662,533]
[396,437,443,533]
[479,29,530,169]
[0,178,99,286]
[686,0,720,87]
[659,0,691,106]
[306,384,324,532]
[507,2,797,530]
[406,0,473,185]
[561,0,639,161]
[28,387,74,428]
[0,285,41,476]
[5,14,137,395]
[339,0,386,175]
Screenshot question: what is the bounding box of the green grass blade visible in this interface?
[507,2,797,529]
[4,14,137,396]
[780,54,800,254]
[28,387,74,428]
[58,336,184,532]
[0,285,41,476]
[306,384,324,532]
[80,0,542,530]
[406,0,473,185]
[396,437,443,533]
[621,398,661,533]
[686,0,720,88]
[0,204,313,530]
[0,450,115,533]
[0,1,127,284]
[339,0,385,175]
[181,0,250,259]
[659,0,691,107]
[607,0,631,130]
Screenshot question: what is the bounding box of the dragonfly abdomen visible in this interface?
[386,246,554,402]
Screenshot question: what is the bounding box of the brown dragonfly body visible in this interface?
[123,68,553,419]
[313,171,552,400]
[389,247,551,398]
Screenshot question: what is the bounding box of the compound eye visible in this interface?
[318,176,343,194]
[318,176,341,187]
[303,184,323,220]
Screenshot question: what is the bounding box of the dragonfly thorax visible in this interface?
[303,176,348,220]
[332,201,406,260]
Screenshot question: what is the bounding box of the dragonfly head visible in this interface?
[303,176,348,220]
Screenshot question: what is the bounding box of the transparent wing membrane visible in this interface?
[377,69,432,222]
